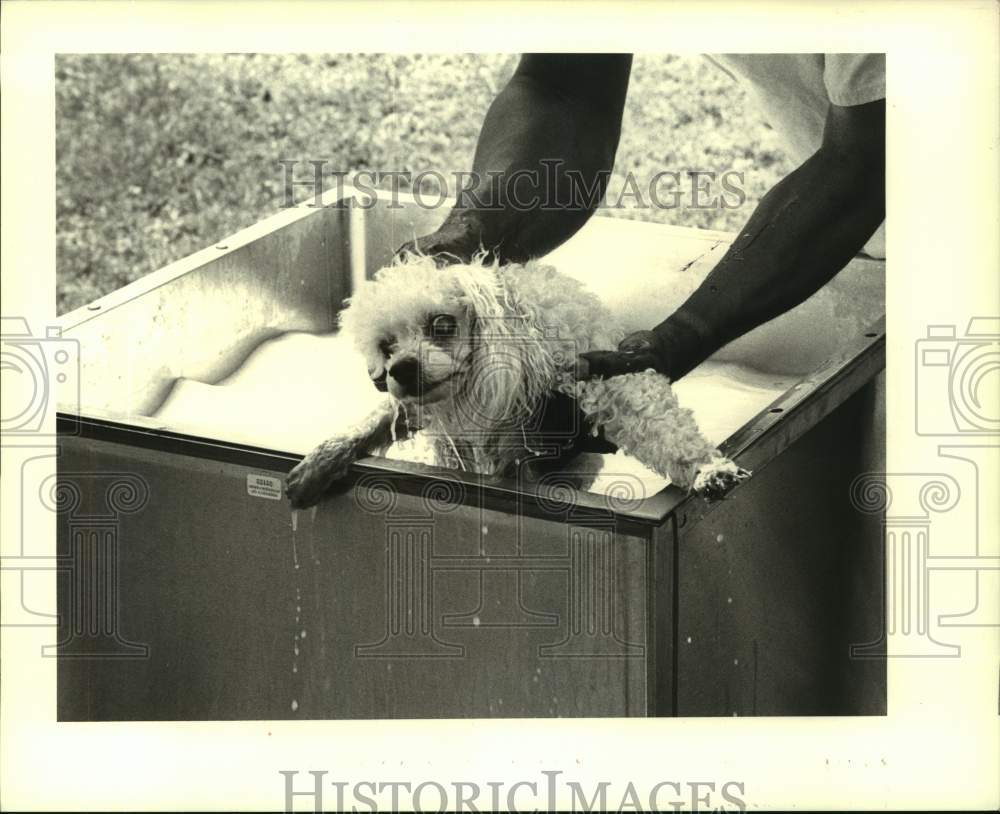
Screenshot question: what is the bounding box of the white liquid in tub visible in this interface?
[154,332,382,454]
[151,331,795,497]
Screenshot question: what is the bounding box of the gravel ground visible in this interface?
[55,53,792,313]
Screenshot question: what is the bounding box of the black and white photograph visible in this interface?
[50,49,889,723]
[1,2,997,812]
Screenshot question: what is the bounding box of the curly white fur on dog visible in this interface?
[286,252,748,508]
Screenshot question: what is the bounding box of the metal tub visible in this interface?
[55,186,886,719]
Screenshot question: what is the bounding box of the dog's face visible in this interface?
[340,257,497,408]
[340,255,556,430]
[372,303,474,403]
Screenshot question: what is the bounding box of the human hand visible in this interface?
[393,214,485,266]
[576,330,670,381]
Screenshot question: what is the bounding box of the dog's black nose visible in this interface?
[388,357,420,390]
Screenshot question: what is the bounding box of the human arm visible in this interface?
[580,97,886,381]
[397,53,632,263]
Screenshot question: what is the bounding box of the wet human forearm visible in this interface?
[653,142,885,380]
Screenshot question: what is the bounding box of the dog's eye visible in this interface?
[378,337,394,357]
[428,314,458,338]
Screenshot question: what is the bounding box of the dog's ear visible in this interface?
[452,266,555,429]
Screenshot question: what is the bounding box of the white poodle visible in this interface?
[285,254,748,509]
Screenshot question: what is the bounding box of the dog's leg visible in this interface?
[576,370,750,498]
[286,398,401,509]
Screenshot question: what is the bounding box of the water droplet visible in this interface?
[292,664,297,673]
[716,533,724,543]
[291,699,299,712]
[472,616,481,627]
[291,511,298,532]
[300,630,307,639]
[726,596,733,604]
[733,658,739,666]
[686,636,692,644]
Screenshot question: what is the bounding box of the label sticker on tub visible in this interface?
[247,472,282,500]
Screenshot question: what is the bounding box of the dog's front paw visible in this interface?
[692,458,751,500]
[286,437,358,509]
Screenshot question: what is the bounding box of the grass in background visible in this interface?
[55,54,791,314]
